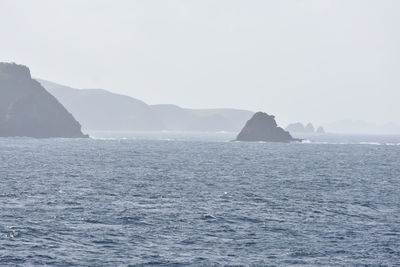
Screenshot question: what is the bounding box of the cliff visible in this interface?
[236,112,297,142]
[0,63,88,138]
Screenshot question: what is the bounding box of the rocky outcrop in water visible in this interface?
[305,123,315,133]
[286,122,325,134]
[0,62,88,138]
[236,112,297,142]
[316,126,325,134]
[285,122,305,133]
[286,122,314,133]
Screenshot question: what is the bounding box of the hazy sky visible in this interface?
[1,0,399,126]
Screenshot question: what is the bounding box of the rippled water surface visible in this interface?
[1,135,400,266]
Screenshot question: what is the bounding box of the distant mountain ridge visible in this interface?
[37,79,254,132]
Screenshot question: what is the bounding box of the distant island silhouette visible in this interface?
[0,63,87,138]
[236,112,299,142]
[285,122,325,134]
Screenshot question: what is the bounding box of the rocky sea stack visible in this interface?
[285,122,325,134]
[236,112,298,142]
[0,62,88,138]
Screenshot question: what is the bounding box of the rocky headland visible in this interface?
[0,62,88,138]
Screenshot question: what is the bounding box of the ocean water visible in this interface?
[1,133,400,266]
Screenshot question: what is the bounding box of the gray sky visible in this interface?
[1,0,399,126]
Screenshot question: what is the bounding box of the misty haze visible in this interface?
[1,1,400,266]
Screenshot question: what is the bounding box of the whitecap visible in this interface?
[359,142,381,145]
[90,137,118,140]
[386,143,397,146]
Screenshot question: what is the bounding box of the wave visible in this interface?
[300,140,400,146]
[359,142,381,145]
[90,137,129,140]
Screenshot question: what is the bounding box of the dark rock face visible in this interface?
[0,63,88,138]
[236,112,297,142]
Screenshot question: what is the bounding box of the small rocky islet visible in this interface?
[286,122,325,134]
[236,112,300,142]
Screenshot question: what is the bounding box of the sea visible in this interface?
[1,132,400,266]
